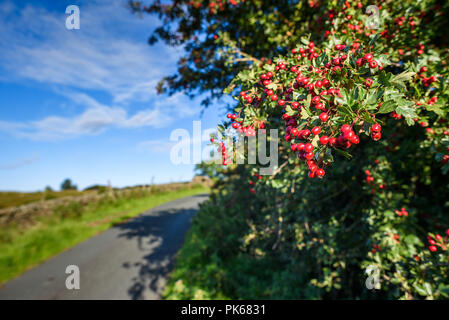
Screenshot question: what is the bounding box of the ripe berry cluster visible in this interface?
[248,172,262,194]
[226,39,391,179]
[394,207,409,217]
[427,230,449,253]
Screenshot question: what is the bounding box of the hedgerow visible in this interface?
[132,0,449,299]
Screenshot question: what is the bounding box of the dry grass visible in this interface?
[0,190,84,210]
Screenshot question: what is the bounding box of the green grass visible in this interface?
[0,185,208,285]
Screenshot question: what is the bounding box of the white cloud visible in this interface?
[0,92,198,140]
[0,1,201,140]
[0,1,178,103]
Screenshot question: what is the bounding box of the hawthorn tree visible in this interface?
[132,0,449,299]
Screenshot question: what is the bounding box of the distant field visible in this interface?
[0,190,84,209]
[0,183,209,285]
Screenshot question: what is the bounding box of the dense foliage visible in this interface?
[132,0,449,299]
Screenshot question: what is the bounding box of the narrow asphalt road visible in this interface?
[0,193,209,300]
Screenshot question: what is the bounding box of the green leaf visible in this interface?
[311,134,319,148]
[378,71,392,86]
[285,105,296,116]
[266,83,278,90]
[305,94,312,108]
[264,64,275,72]
[300,107,310,119]
[378,100,396,114]
[391,71,416,89]
[396,103,417,126]
[426,103,446,117]
[334,148,353,160]
[365,90,378,105]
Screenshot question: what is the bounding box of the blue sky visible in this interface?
[0,0,226,191]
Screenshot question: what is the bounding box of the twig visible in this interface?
[272,160,289,177]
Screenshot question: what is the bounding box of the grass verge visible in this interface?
[0,184,208,285]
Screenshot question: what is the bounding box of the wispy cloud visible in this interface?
[0,92,198,140]
[0,1,200,141]
[0,0,178,103]
[0,154,40,170]
[137,127,217,154]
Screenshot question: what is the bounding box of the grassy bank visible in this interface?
[0,184,208,285]
[0,190,84,209]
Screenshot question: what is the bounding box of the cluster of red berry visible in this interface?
[225,38,390,179]
[370,123,382,141]
[427,230,449,252]
[390,111,402,120]
[227,111,257,136]
[218,141,230,165]
[364,166,386,195]
[394,207,409,217]
[418,66,438,88]
[356,53,380,71]
[392,234,400,244]
[249,172,262,194]
[371,243,381,253]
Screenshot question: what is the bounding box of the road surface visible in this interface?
[0,193,209,300]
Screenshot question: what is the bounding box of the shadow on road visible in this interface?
[115,196,206,300]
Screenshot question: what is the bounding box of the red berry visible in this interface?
[371,132,381,141]
[340,124,351,133]
[369,60,378,69]
[304,143,314,153]
[356,58,365,67]
[319,112,329,122]
[344,130,355,140]
[315,102,324,110]
[350,135,360,144]
[363,53,373,62]
[312,126,321,135]
[316,168,325,177]
[305,152,314,160]
[291,143,297,151]
[271,95,278,101]
[365,78,373,87]
[429,245,437,252]
[419,66,428,73]
[371,123,381,132]
[320,135,329,145]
